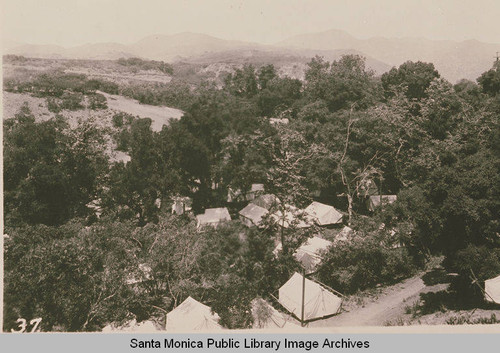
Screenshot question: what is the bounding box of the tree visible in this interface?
[381,61,440,100]
[477,61,500,96]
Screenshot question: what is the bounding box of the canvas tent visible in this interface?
[252,194,281,210]
[335,226,354,242]
[305,201,343,226]
[239,203,268,228]
[171,196,192,215]
[227,183,265,203]
[166,296,223,331]
[485,275,500,304]
[274,236,333,272]
[367,195,397,211]
[271,204,311,229]
[278,273,342,321]
[251,298,300,329]
[196,207,231,229]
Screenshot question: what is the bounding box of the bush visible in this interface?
[317,235,417,294]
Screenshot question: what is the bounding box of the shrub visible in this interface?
[316,235,417,294]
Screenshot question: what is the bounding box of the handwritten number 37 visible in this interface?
[11,318,42,333]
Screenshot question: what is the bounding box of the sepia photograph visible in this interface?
[1,0,500,334]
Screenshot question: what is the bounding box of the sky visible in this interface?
[2,0,500,47]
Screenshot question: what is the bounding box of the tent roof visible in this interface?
[274,236,332,271]
[485,275,500,304]
[250,183,265,192]
[369,195,397,209]
[271,204,312,229]
[251,298,300,329]
[239,203,268,225]
[278,273,342,321]
[305,201,343,226]
[252,194,281,210]
[196,207,231,224]
[166,296,222,331]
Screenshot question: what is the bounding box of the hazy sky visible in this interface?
[2,0,500,46]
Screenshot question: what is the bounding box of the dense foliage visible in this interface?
[3,54,500,331]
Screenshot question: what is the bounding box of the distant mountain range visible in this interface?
[4,30,500,82]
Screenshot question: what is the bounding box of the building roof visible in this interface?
[196,207,231,227]
[252,194,281,210]
[305,201,343,226]
[239,203,268,227]
[166,296,223,331]
[278,273,342,321]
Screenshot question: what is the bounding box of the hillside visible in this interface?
[5,30,500,82]
[277,29,500,82]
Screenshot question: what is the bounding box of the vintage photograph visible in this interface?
[2,0,500,332]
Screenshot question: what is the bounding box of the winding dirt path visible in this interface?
[309,275,426,327]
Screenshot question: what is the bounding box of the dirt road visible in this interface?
[309,275,426,327]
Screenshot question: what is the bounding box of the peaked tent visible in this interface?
[305,201,343,226]
[196,207,231,229]
[278,273,342,321]
[239,203,268,227]
[246,183,265,201]
[166,296,223,331]
[251,298,300,329]
[171,196,193,215]
[485,275,500,304]
[252,194,281,210]
[271,204,312,229]
[274,236,333,272]
[367,195,397,212]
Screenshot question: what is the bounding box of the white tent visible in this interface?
[278,273,342,321]
[196,207,231,229]
[102,319,161,332]
[246,183,265,201]
[239,203,268,228]
[252,194,281,210]
[166,296,223,331]
[485,275,500,304]
[367,195,397,211]
[305,201,343,226]
[251,298,300,329]
[274,236,333,272]
[171,196,192,215]
[271,204,312,229]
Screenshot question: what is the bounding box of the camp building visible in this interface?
[278,272,342,322]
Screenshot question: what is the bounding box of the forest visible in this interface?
[3,54,500,331]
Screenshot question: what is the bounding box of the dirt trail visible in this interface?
[309,275,426,327]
